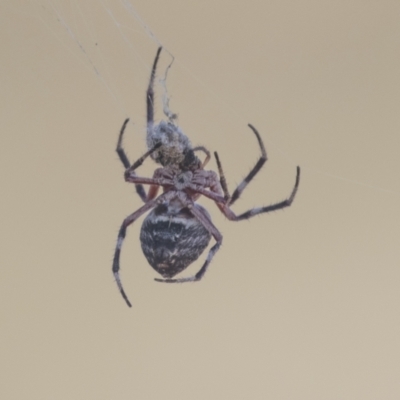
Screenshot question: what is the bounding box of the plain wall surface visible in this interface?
[1,1,400,399]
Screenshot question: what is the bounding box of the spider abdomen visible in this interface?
[140,204,212,278]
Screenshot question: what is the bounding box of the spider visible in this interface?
[113,47,300,307]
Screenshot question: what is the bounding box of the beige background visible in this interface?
[1,1,400,399]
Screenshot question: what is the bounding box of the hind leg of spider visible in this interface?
[113,195,166,307]
[229,124,268,205]
[155,199,223,283]
[116,118,147,203]
[217,166,300,221]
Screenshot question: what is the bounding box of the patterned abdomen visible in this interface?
[140,204,212,278]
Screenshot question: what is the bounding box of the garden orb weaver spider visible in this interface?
[113,47,300,307]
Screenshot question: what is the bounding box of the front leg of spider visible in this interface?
[116,118,147,203]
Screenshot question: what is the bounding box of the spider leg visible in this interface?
[193,146,211,168]
[217,166,300,221]
[229,124,268,205]
[214,151,230,201]
[147,47,162,127]
[123,142,163,200]
[113,193,169,307]
[155,199,223,283]
[116,118,131,169]
[116,118,147,203]
[128,142,162,172]
[188,185,226,204]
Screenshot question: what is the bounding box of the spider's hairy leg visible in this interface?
[193,146,211,168]
[116,118,131,169]
[128,142,162,172]
[124,142,163,201]
[116,118,147,203]
[188,186,226,204]
[147,46,162,127]
[214,151,230,201]
[113,194,168,307]
[155,198,223,283]
[217,166,300,221]
[186,169,226,203]
[229,124,268,206]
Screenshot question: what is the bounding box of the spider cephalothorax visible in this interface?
[113,46,300,307]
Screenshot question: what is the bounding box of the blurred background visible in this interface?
[1,1,400,399]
